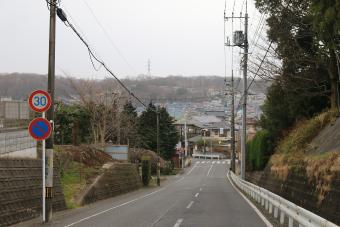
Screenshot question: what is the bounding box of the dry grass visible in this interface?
[268,109,340,205]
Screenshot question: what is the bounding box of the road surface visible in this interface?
[41,159,268,227]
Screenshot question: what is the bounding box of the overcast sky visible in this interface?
[0,0,263,79]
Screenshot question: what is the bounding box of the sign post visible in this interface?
[28,90,52,223]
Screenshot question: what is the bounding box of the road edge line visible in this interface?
[227,172,273,227]
[64,187,166,227]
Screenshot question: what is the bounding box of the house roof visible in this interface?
[205,110,226,118]
[204,121,230,129]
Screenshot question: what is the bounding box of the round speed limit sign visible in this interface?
[28,90,52,113]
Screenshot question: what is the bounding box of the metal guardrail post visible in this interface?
[289,217,293,227]
[280,211,285,224]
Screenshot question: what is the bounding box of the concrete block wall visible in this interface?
[81,163,142,205]
[247,167,340,225]
[0,159,66,227]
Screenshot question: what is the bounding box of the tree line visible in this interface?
[247,0,339,169]
[54,79,179,161]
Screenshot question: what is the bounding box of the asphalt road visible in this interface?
[39,159,268,227]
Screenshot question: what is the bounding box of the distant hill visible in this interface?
[0,73,271,102]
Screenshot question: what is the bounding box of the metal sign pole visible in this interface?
[42,111,46,222]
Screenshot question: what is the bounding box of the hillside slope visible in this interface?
[247,110,340,224]
[0,73,270,101]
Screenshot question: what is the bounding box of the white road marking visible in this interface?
[206,165,213,176]
[173,218,183,227]
[212,161,216,164]
[217,161,221,164]
[202,161,206,164]
[194,193,199,198]
[199,188,202,191]
[227,173,273,227]
[186,201,194,209]
[186,163,198,176]
[151,203,177,226]
[175,177,185,183]
[64,187,166,227]
[222,161,226,164]
[196,161,200,164]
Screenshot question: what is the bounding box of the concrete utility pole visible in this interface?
[45,0,57,222]
[230,70,236,173]
[241,12,248,180]
[184,122,188,157]
[156,106,160,186]
[225,3,249,180]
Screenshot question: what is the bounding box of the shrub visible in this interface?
[161,161,173,175]
[246,130,273,171]
[141,156,151,186]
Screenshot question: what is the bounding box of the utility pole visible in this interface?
[241,12,248,180]
[184,122,188,157]
[230,70,236,173]
[156,106,160,186]
[225,5,249,180]
[45,0,57,222]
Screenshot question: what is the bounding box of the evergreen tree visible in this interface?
[55,103,91,145]
[120,101,138,147]
[138,103,179,160]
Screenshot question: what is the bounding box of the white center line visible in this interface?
[173,218,183,227]
[186,201,194,209]
[206,165,213,177]
[195,193,199,198]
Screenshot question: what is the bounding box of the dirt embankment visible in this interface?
[247,110,340,225]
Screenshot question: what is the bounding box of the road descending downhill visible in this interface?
[40,159,268,227]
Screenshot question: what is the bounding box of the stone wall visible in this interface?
[80,163,142,205]
[246,166,340,225]
[0,159,66,227]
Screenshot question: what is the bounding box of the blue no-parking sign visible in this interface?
[28,118,52,141]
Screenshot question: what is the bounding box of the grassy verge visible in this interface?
[60,162,101,209]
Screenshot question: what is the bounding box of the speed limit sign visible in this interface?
[28,90,52,112]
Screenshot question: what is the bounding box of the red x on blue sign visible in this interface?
[28,118,52,141]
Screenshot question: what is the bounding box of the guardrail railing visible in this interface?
[229,171,338,227]
[192,153,221,159]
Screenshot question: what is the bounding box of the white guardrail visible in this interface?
[229,171,339,227]
[192,153,221,159]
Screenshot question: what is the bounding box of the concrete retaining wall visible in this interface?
[0,159,66,227]
[80,163,142,205]
[246,166,340,225]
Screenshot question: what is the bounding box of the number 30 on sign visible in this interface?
[28,90,52,113]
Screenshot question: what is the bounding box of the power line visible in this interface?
[53,6,147,108]
[81,0,137,75]
[235,1,293,110]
